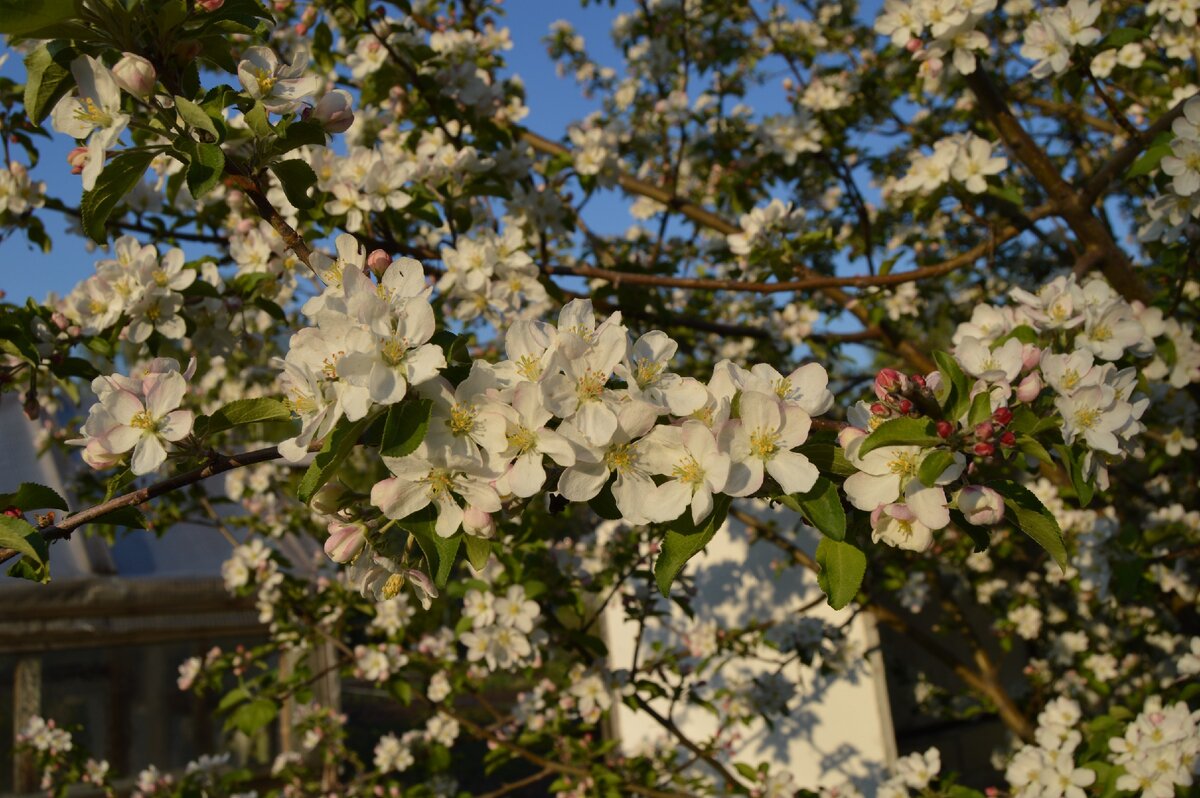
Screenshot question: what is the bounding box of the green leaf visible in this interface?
[1055,444,1095,507]
[227,697,277,735]
[242,101,273,138]
[794,442,856,478]
[174,95,220,140]
[857,417,942,457]
[0,516,48,570]
[967,391,992,427]
[269,158,318,209]
[197,398,291,438]
[1098,27,1146,51]
[992,324,1039,347]
[989,480,1067,569]
[272,119,326,155]
[1016,435,1054,466]
[380,399,433,458]
[917,449,957,487]
[777,477,845,540]
[23,44,79,125]
[0,483,68,512]
[933,350,970,421]
[297,414,374,505]
[398,506,460,589]
[654,495,733,597]
[1127,141,1172,179]
[185,142,226,198]
[80,151,156,244]
[0,0,76,36]
[815,537,866,610]
[463,535,491,571]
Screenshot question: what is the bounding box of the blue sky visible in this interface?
[1,1,891,304]
[0,2,647,302]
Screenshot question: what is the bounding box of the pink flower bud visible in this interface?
[973,442,994,457]
[838,426,866,450]
[974,421,994,440]
[956,486,1005,526]
[112,53,157,99]
[67,146,89,174]
[936,420,954,438]
[897,398,913,414]
[1015,372,1042,403]
[310,89,355,133]
[906,38,923,53]
[367,248,392,276]
[992,407,1013,426]
[197,0,224,10]
[874,367,907,399]
[51,311,69,330]
[999,431,1016,447]
[1017,345,1040,374]
[324,521,366,563]
[463,507,495,539]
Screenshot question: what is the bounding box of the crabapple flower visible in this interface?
[541,300,628,446]
[51,56,131,190]
[325,521,366,563]
[956,336,1023,384]
[642,420,731,525]
[557,400,662,524]
[723,391,818,497]
[493,381,576,497]
[842,428,965,530]
[742,362,835,417]
[371,446,502,538]
[871,503,935,552]
[614,331,707,416]
[72,366,195,475]
[1054,386,1132,455]
[237,45,321,113]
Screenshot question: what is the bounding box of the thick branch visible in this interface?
[964,68,1148,303]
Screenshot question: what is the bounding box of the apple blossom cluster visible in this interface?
[460,585,543,673]
[1140,96,1200,244]
[1019,0,1102,78]
[891,133,1007,197]
[1107,696,1200,795]
[838,272,1195,554]
[877,747,941,798]
[875,0,998,78]
[69,357,195,475]
[61,236,201,342]
[0,161,46,216]
[436,226,552,327]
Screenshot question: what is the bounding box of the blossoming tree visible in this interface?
[1,0,1199,795]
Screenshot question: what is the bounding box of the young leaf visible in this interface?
[80,151,157,244]
[269,158,318,209]
[197,398,292,438]
[794,442,856,478]
[857,417,942,457]
[380,399,433,458]
[297,414,374,504]
[654,494,733,597]
[398,506,461,589]
[967,392,992,427]
[988,480,1067,569]
[933,350,969,421]
[777,476,846,540]
[227,697,277,735]
[815,537,866,610]
[23,44,79,125]
[0,482,69,512]
[174,95,221,140]
[917,449,957,487]
[0,516,48,568]
[463,535,491,571]
[185,141,226,198]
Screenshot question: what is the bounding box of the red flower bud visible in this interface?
[975,421,994,440]
[910,374,926,388]
[1000,431,1016,447]
[898,398,913,414]
[992,407,1013,426]
[870,402,887,416]
[936,421,954,438]
[973,442,995,457]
